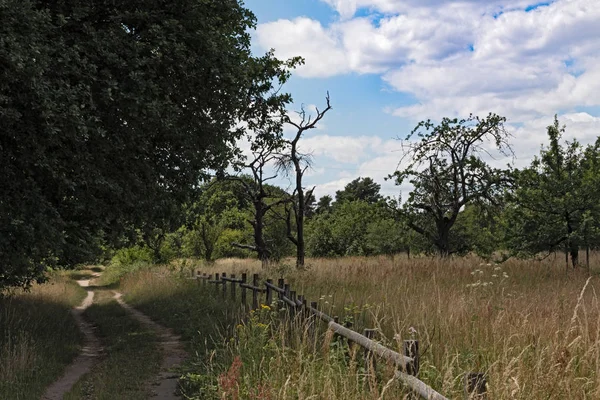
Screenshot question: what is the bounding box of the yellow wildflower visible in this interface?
[260,304,271,310]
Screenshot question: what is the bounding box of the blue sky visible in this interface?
[241,0,600,199]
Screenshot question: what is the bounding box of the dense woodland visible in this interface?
[2,0,600,290]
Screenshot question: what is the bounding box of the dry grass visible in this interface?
[0,274,86,399]
[187,253,600,399]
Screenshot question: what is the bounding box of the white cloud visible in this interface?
[255,17,349,78]
[255,0,600,124]
[313,177,354,198]
[250,0,600,199]
[320,0,545,19]
[298,135,382,163]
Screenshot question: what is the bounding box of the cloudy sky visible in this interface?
[243,0,600,199]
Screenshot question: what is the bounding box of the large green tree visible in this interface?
[0,0,299,288]
[505,117,600,268]
[391,113,512,256]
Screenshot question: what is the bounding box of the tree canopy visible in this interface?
[391,113,513,256]
[0,0,299,288]
[335,177,382,205]
[505,117,600,267]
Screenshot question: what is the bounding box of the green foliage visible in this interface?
[158,229,186,263]
[365,217,407,257]
[214,229,253,259]
[316,195,333,214]
[454,204,504,259]
[0,0,300,288]
[391,113,512,256]
[111,246,154,267]
[335,177,383,205]
[505,117,600,265]
[183,180,249,261]
[307,200,407,257]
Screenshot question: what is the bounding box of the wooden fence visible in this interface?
[193,271,487,399]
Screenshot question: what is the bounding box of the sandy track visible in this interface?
[42,277,102,400]
[113,292,187,399]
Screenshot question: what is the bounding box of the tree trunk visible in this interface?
[200,223,214,262]
[293,147,306,269]
[586,246,590,275]
[253,202,271,268]
[570,245,579,269]
[566,214,578,268]
[436,220,451,258]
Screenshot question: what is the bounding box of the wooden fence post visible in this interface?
[404,340,419,376]
[230,273,236,301]
[302,298,308,319]
[278,278,285,303]
[222,272,227,299]
[252,274,259,309]
[464,372,487,399]
[241,273,247,309]
[214,273,220,295]
[266,279,273,306]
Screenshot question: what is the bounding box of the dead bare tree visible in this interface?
[279,93,332,269]
[228,139,288,268]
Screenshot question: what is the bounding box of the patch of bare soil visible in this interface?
[113,292,187,399]
[42,277,102,400]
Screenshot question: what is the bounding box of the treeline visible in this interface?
[131,115,600,269]
[3,1,599,290]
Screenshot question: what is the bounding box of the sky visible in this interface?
[242,0,600,200]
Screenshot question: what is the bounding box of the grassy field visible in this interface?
[0,274,86,399]
[113,254,600,399]
[5,254,595,399]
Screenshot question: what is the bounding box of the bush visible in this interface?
[110,246,154,266]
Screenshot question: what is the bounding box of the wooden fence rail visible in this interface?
[193,270,485,399]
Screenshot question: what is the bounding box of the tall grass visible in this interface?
[0,274,86,399]
[116,254,600,399]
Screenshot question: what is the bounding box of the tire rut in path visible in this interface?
[42,278,102,400]
[113,292,187,399]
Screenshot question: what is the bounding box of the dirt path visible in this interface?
[42,276,102,400]
[113,292,187,399]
